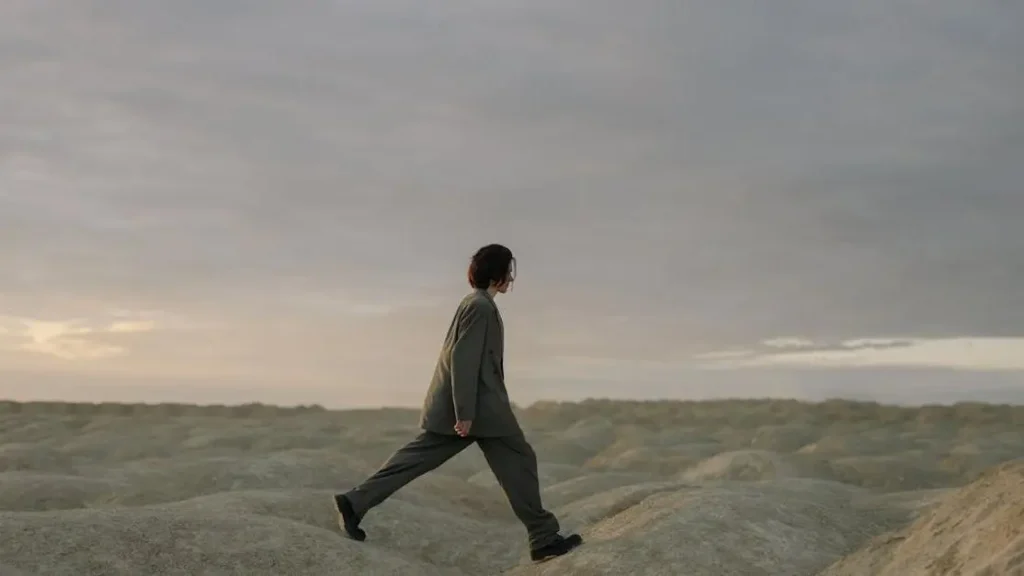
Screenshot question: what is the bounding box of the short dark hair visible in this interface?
[467,244,516,289]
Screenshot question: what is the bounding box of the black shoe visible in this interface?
[530,533,583,562]
[333,494,366,541]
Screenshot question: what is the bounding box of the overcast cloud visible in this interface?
[2,0,1023,406]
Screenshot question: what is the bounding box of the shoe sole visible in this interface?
[531,541,582,563]
[334,505,346,535]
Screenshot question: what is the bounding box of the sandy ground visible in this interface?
[1,398,1022,575]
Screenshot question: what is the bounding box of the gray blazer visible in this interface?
[419,289,522,437]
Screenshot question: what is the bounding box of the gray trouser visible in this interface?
[343,431,561,549]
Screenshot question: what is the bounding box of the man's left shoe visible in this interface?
[530,533,583,562]
[333,494,366,541]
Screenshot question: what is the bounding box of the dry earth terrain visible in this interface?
[1,398,1022,575]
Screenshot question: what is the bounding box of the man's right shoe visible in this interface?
[333,494,366,541]
[530,533,583,562]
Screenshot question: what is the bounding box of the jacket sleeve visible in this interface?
[450,301,488,422]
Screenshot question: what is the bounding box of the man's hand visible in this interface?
[454,420,473,437]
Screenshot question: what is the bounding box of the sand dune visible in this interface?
[1,398,1022,575]
[821,459,1024,576]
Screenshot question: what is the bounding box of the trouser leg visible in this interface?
[476,434,561,549]
[344,431,473,518]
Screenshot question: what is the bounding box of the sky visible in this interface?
[2,0,1023,408]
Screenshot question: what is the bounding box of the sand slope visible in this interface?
[1,398,1022,575]
[821,459,1024,576]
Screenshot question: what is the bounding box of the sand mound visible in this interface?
[821,459,1024,576]
[510,479,910,576]
[0,507,455,576]
[678,449,832,482]
[749,424,819,452]
[528,436,601,466]
[541,471,656,509]
[553,480,696,528]
[2,399,1024,575]
[0,472,125,511]
[167,490,522,573]
[828,453,956,491]
[95,449,373,507]
[560,417,618,451]
[469,462,582,491]
[584,439,722,475]
[0,443,75,473]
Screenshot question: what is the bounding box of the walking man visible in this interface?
[333,243,583,562]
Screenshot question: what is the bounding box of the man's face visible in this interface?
[495,260,516,293]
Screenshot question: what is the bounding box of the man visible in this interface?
[333,243,583,563]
